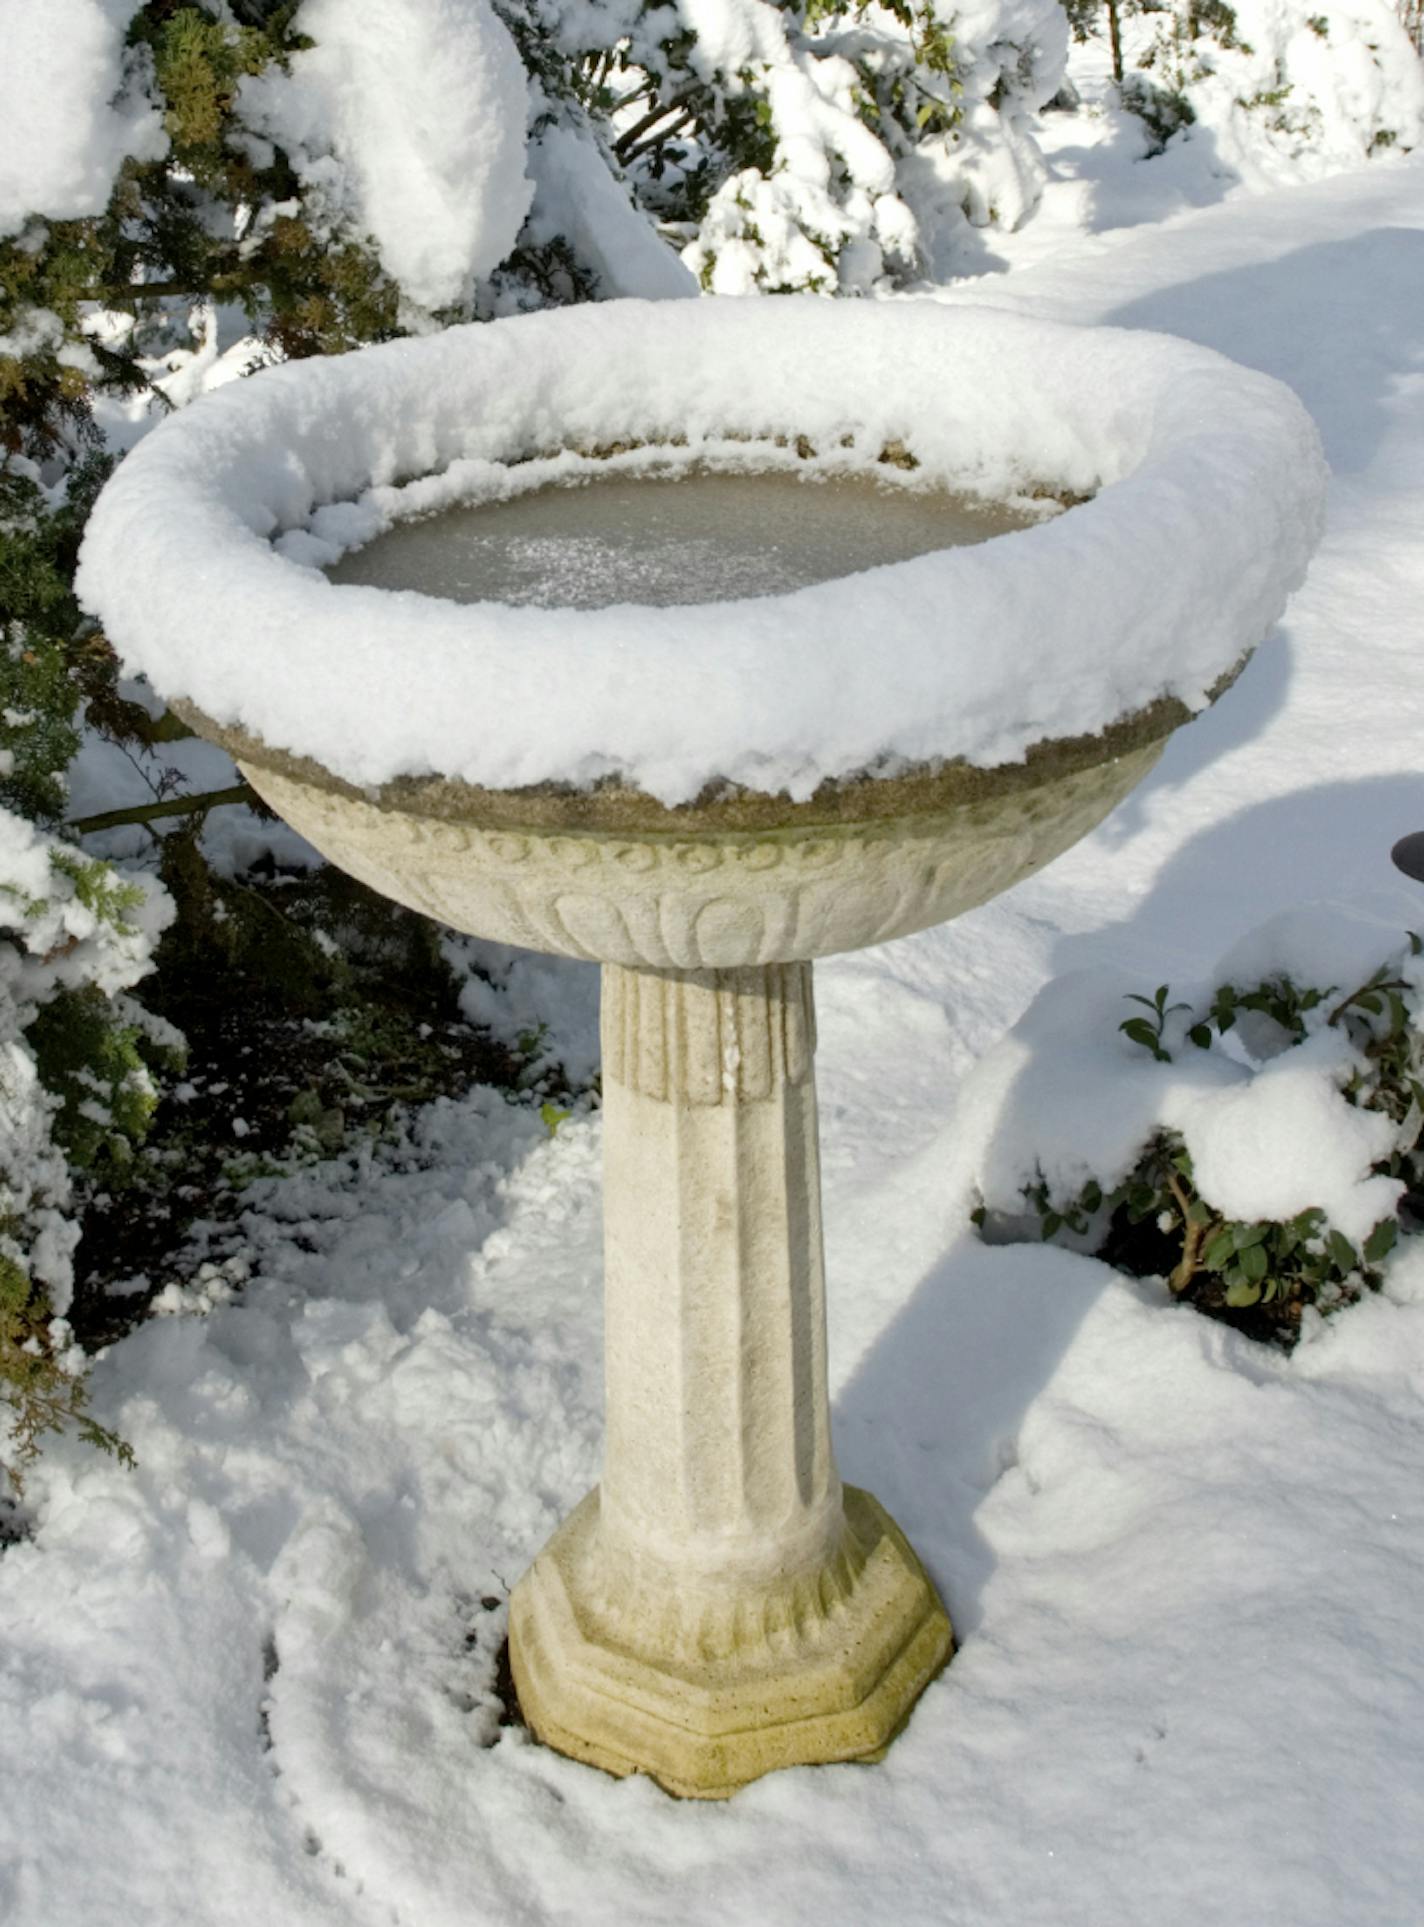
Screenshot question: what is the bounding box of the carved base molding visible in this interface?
[509,1486,953,1800]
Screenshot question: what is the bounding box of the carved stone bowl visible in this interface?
[181,695,1188,971]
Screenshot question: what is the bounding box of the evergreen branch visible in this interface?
[97,267,260,304]
[621,110,698,166]
[614,90,698,162]
[65,783,258,837]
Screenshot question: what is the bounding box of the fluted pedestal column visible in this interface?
[509,961,952,1798]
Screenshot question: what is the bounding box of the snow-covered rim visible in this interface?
[76,297,1327,807]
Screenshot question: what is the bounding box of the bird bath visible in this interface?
[77,296,1326,1800]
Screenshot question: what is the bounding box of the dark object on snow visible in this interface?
[227,0,291,26]
[1391,832,1424,883]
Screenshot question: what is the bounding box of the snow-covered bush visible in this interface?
[0,0,560,1481]
[1,430,178,1485]
[602,0,1070,290]
[0,806,172,1488]
[1072,0,1424,180]
[963,910,1424,1347]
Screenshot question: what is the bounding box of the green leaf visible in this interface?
[1188,1024,1213,1050]
[1364,1218,1399,1266]
[1202,1231,1237,1272]
[1119,1017,1164,1056]
[1224,1272,1263,1308]
[1232,1222,1270,1251]
[1239,1242,1269,1282]
[1327,1229,1358,1272]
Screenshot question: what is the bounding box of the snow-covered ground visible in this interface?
[5,139,1424,1927]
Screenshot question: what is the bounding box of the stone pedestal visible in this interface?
[509,961,952,1798]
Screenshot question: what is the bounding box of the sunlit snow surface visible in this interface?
[5,160,1424,1927]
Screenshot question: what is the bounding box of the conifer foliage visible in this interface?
[0,0,515,1489]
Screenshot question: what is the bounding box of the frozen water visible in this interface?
[327,469,1039,610]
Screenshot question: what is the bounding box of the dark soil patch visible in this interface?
[0,1496,29,1549]
[492,1636,526,1733]
[66,855,548,1350]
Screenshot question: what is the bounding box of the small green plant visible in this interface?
[1004,938,1424,1346]
[1118,983,1192,1063]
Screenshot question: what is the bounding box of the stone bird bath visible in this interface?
[77,297,1325,1799]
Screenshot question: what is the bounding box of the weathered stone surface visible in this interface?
[510,1486,953,1800]
[221,726,1186,1796]
[507,961,949,1798]
[183,672,1222,832]
[239,741,1164,968]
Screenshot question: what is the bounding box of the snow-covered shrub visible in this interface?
[0,806,172,1488]
[0,457,108,828]
[963,911,1424,1347]
[1073,0,1424,179]
[605,0,1070,290]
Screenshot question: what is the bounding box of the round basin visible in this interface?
[77,296,1326,1801]
[188,458,1190,972]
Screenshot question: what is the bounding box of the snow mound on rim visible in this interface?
[76,297,1327,806]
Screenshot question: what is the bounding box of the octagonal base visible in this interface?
[508,1485,953,1799]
